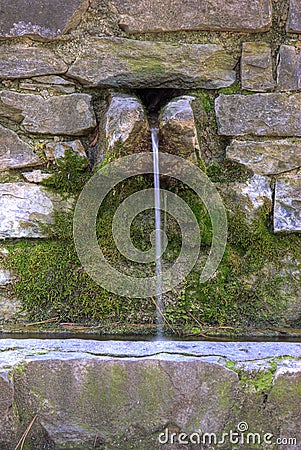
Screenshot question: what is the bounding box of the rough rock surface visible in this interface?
[21,170,52,183]
[159,96,201,161]
[0,251,21,321]
[111,0,272,33]
[0,0,89,39]
[215,93,301,136]
[217,174,272,226]
[0,46,67,79]
[241,42,274,91]
[0,91,96,135]
[0,340,299,449]
[287,0,301,33]
[45,139,88,162]
[277,45,301,91]
[0,124,41,170]
[99,94,149,154]
[67,37,236,89]
[0,371,17,448]
[226,139,301,175]
[19,76,76,96]
[0,183,73,239]
[274,174,301,233]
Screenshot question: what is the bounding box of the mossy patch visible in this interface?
[226,359,277,394]
[4,138,301,334]
[41,149,91,196]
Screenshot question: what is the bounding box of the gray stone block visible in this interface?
[274,174,301,233]
[0,46,67,79]
[287,0,301,33]
[99,93,149,154]
[0,124,42,171]
[241,42,275,92]
[67,37,236,89]
[0,91,96,136]
[0,0,89,39]
[215,93,301,136]
[277,45,301,91]
[111,0,272,33]
[226,139,301,175]
[159,96,201,161]
[0,182,73,239]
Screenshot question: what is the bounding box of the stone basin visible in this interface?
[0,339,300,449]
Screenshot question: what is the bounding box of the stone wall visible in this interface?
[0,0,300,330]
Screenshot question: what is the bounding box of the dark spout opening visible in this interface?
[134,88,185,128]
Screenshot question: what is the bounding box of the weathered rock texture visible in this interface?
[215,93,301,136]
[241,42,274,91]
[99,94,149,154]
[159,96,201,161]
[21,170,52,183]
[287,0,301,33]
[217,174,272,226]
[0,46,67,79]
[68,37,236,89]
[0,125,41,170]
[111,0,272,33]
[226,139,301,175]
[0,340,299,450]
[0,91,96,135]
[0,183,73,239]
[274,174,301,233]
[277,45,301,91]
[0,0,89,39]
[45,139,88,162]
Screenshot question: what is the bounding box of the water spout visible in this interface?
[151,128,164,335]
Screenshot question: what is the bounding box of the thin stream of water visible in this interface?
[151,128,164,333]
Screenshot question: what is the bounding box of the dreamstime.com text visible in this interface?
[158,422,297,446]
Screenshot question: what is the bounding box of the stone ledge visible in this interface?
[0,340,299,449]
[67,37,236,89]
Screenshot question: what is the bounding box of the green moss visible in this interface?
[42,149,91,195]
[218,81,241,95]
[195,90,215,114]
[5,136,301,333]
[226,359,278,394]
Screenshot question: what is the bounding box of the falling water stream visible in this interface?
[151,128,164,333]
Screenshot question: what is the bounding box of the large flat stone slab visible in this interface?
[0,0,89,39]
[0,183,73,239]
[67,37,236,89]
[0,124,42,170]
[215,93,301,136]
[287,0,301,33]
[0,340,299,449]
[274,174,301,233]
[111,0,272,33]
[0,91,96,135]
[0,46,67,79]
[226,139,301,175]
